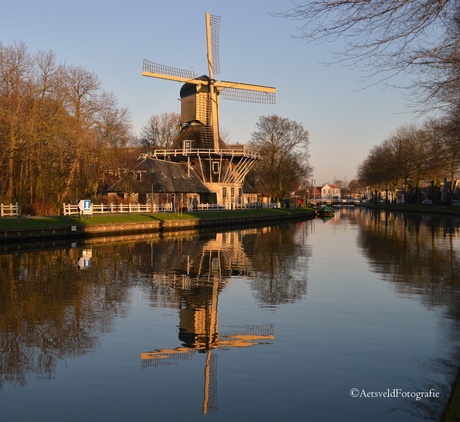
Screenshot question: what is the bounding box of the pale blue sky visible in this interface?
[3,0,420,185]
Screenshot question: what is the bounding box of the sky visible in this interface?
[3,0,423,186]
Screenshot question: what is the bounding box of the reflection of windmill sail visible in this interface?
[141,272,274,414]
[141,321,274,414]
[140,232,275,414]
[142,13,276,151]
[219,324,275,347]
[140,348,195,368]
[203,350,218,414]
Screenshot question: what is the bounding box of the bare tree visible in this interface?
[58,65,116,202]
[431,112,460,201]
[95,105,134,192]
[275,1,456,73]
[411,7,460,111]
[275,0,459,114]
[136,112,180,151]
[250,115,312,198]
[0,42,134,213]
[0,41,37,202]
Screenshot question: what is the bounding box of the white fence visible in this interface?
[63,203,172,216]
[62,202,280,216]
[0,203,19,217]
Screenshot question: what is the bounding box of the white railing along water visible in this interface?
[0,203,19,217]
[62,202,280,216]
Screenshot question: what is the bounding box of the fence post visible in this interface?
[1,204,3,217]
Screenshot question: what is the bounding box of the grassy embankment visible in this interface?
[366,202,460,216]
[0,208,314,229]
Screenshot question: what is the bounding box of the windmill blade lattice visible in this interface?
[143,59,197,80]
[221,87,276,104]
[208,14,221,75]
[142,12,276,151]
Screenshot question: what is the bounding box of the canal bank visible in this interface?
[0,208,316,243]
[365,202,460,217]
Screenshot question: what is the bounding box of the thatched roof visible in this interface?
[108,158,211,194]
[243,168,273,194]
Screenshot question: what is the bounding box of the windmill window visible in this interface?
[212,162,219,174]
[222,187,227,197]
[231,188,234,198]
[184,140,192,151]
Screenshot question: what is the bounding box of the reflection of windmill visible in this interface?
[149,232,256,285]
[196,232,254,280]
[142,13,276,194]
[141,276,274,415]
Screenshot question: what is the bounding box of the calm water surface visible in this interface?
[1,207,460,422]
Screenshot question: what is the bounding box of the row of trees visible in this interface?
[358,115,460,203]
[0,41,132,214]
[0,42,312,213]
[277,1,459,199]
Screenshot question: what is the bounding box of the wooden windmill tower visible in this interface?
[141,13,276,204]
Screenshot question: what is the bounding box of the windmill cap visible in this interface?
[179,76,210,98]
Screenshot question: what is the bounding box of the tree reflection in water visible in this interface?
[352,208,460,420]
[0,223,310,395]
[139,226,309,414]
[2,210,460,420]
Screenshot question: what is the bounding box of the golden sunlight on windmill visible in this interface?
[142,13,276,152]
[139,13,276,208]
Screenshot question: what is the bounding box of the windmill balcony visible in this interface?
[140,146,261,160]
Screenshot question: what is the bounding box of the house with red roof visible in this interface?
[321,184,341,201]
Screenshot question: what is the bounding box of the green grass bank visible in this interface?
[0,208,316,242]
[365,202,460,216]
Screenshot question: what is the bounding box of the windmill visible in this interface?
[142,13,276,153]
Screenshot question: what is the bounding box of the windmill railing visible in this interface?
[139,148,261,160]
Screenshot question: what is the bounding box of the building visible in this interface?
[321,184,341,201]
[125,12,276,210]
[107,157,212,210]
[107,133,274,208]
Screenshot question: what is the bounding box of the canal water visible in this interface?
[1,207,460,422]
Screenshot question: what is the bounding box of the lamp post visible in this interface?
[311,178,316,203]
